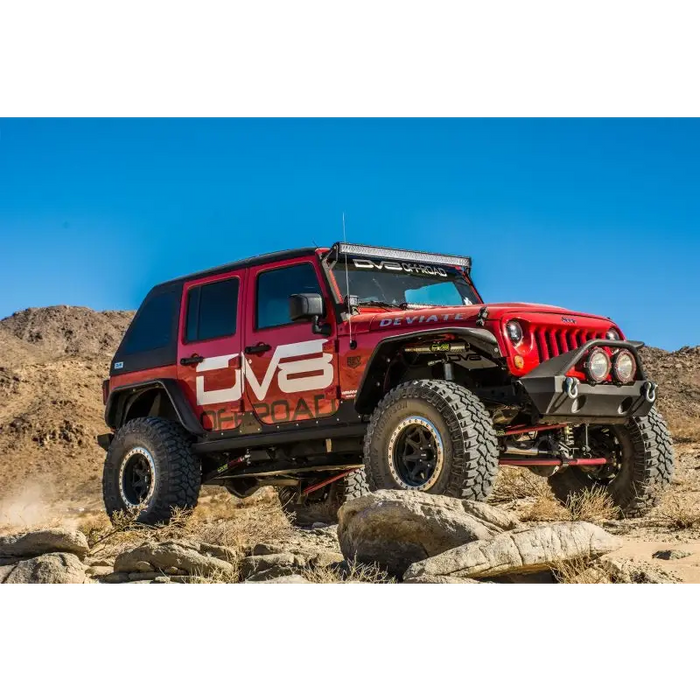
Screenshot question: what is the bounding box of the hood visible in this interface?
[364,302,613,332]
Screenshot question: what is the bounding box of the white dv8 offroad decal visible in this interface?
[195,339,333,406]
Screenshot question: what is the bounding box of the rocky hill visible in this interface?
[638,345,700,442]
[0,305,698,511]
[0,306,133,362]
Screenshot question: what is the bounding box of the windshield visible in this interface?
[330,260,480,308]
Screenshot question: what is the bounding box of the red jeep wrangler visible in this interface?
[99,243,673,525]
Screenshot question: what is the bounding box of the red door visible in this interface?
[242,256,339,426]
[177,270,246,433]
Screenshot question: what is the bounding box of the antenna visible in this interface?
[342,213,356,349]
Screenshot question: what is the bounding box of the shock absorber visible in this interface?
[563,425,574,449]
[558,425,574,465]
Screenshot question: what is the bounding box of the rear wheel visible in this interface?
[363,380,499,500]
[103,417,201,525]
[548,408,674,517]
[277,469,368,526]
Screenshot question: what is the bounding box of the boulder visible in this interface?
[652,549,690,561]
[240,552,307,581]
[0,528,89,560]
[0,564,17,583]
[404,522,620,581]
[2,553,87,584]
[114,540,239,577]
[337,490,520,575]
[247,574,310,584]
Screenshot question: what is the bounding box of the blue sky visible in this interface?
[0,118,697,350]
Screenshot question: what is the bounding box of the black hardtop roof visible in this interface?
[152,247,319,292]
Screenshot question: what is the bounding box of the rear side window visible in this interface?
[122,289,179,354]
[185,277,239,342]
[256,263,322,329]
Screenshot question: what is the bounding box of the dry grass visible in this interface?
[524,485,619,523]
[551,558,609,584]
[654,491,700,530]
[524,495,570,522]
[490,467,547,503]
[77,487,293,561]
[302,557,395,584]
[565,487,620,522]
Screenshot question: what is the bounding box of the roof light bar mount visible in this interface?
[327,242,471,272]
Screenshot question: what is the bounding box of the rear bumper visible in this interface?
[519,376,654,421]
[518,338,656,422]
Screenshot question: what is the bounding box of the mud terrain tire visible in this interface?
[363,380,499,500]
[548,408,674,517]
[103,417,201,525]
[277,469,368,526]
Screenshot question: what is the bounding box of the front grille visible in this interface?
[533,326,605,362]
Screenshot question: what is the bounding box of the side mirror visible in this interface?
[289,293,324,321]
[289,293,331,336]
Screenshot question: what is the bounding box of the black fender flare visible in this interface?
[105,378,205,436]
[353,326,501,414]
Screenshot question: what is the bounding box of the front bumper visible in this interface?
[519,376,654,422]
[518,339,656,422]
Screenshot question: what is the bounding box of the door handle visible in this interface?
[245,343,271,355]
[180,354,204,366]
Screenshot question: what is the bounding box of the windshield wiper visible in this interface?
[356,300,406,310]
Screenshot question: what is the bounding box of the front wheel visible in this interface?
[548,408,674,517]
[103,417,201,525]
[363,380,499,500]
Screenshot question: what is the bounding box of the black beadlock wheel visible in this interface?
[548,408,674,517]
[363,379,499,500]
[277,469,369,526]
[102,417,201,525]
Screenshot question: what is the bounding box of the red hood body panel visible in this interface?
[338,302,621,378]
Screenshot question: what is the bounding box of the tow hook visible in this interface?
[563,376,579,400]
[642,381,657,403]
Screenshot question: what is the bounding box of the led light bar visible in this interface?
[333,242,471,270]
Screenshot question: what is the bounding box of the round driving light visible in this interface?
[506,321,523,345]
[606,328,621,341]
[586,349,611,383]
[613,350,636,384]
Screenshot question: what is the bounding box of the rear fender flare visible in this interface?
[105,378,205,436]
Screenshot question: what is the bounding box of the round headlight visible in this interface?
[506,321,523,345]
[606,328,621,341]
[586,349,611,383]
[613,350,636,384]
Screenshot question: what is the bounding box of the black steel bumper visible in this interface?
[518,339,657,422]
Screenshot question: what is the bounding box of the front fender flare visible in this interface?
[353,327,501,414]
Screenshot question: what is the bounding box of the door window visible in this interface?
[185,277,239,343]
[256,263,322,330]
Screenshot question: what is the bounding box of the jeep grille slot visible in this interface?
[533,326,604,362]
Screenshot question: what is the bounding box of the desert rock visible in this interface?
[0,528,89,559]
[337,490,519,575]
[404,522,620,580]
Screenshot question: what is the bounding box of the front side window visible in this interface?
[256,263,322,329]
[185,277,239,342]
